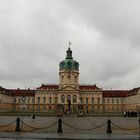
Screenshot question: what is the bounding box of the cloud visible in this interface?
[64,0,140,46]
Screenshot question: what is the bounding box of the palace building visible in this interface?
[0,47,140,114]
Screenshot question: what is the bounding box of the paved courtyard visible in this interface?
[0,115,140,139]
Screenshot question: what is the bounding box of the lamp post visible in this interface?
[21,96,26,131]
[139,116,140,138]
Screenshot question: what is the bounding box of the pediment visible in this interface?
[59,86,78,91]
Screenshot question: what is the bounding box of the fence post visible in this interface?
[107,119,112,134]
[15,117,21,132]
[139,117,140,138]
[57,118,63,133]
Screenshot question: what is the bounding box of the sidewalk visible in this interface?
[0,132,139,140]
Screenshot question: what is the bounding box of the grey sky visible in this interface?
[0,0,140,89]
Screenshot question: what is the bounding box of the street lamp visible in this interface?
[21,96,26,131]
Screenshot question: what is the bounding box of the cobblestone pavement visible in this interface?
[0,115,139,139]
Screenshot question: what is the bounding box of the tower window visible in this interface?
[74,76,77,83]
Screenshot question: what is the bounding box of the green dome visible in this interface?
[59,47,79,71]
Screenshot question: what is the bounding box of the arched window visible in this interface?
[74,76,77,83]
[67,95,71,101]
[73,95,77,103]
[61,95,65,103]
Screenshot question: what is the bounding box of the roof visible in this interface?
[36,84,59,90]
[0,86,12,96]
[9,89,35,97]
[103,90,129,97]
[37,84,100,90]
[128,87,140,96]
[80,85,100,90]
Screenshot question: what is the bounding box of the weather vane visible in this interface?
[68,42,72,47]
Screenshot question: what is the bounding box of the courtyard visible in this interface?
[0,115,140,139]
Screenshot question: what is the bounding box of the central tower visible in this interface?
[59,47,79,90]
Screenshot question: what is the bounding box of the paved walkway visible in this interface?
[0,116,140,139]
[0,132,139,140]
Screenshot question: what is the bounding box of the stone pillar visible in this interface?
[57,118,63,133]
[15,117,21,132]
[107,119,112,134]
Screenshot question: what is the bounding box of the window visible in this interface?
[49,106,52,111]
[27,98,30,104]
[112,106,114,112]
[73,105,77,112]
[80,97,83,103]
[116,98,119,104]
[92,105,94,112]
[61,95,65,103]
[19,98,21,103]
[97,97,100,104]
[37,105,40,112]
[67,95,71,105]
[97,105,100,112]
[55,97,58,104]
[112,98,114,104]
[0,96,2,103]
[73,95,77,103]
[67,95,71,101]
[103,98,105,104]
[43,105,46,111]
[13,98,16,103]
[49,97,52,104]
[74,76,77,83]
[37,97,40,104]
[92,97,94,104]
[32,98,34,104]
[86,97,88,104]
[43,97,46,104]
[107,98,110,104]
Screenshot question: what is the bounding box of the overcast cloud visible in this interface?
[0,0,140,89]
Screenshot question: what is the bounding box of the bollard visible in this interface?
[32,114,35,119]
[15,117,21,132]
[139,117,140,138]
[57,118,63,133]
[107,119,112,134]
